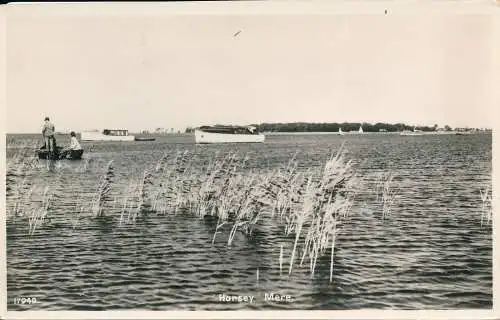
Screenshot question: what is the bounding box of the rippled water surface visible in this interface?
[6,133,492,310]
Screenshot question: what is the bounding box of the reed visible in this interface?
[260,143,359,279]
[330,224,336,283]
[6,140,40,220]
[28,186,51,235]
[136,168,154,216]
[90,160,114,217]
[72,198,85,230]
[279,244,284,275]
[288,174,314,276]
[480,186,492,226]
[6,139,367,283]
[119,182,137,225]
[155,144,358,280]
[78,156,93,173]
[377,172,397,220]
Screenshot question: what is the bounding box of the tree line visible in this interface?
[257,122,453,132]
[186,122,453,133]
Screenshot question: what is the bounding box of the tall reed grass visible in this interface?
[90,160,114,217]
[376,172,398,220]
[480,186,492,227]
[6,140,405,280]
[28,186,52,235]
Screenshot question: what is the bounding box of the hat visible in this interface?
[44,117,50,121]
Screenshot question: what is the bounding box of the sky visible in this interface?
[5,5,496,133]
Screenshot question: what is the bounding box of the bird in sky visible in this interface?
[233,30,242,37]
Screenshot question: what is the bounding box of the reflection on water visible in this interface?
[6,133,492,310]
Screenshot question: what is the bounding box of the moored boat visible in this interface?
[194,125,265,144]
[81,129,135,141]
[400,131,423,136]
[400,130,423,136]
[455,131,473,135]
[134,137,156,141]
[400,126,423,136]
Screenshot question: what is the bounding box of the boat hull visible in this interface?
[81,131,135,141]
[400,132,423,136]
[195,130,265,144]
[37,147,84,160]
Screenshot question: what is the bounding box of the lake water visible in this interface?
[5,133,492,310]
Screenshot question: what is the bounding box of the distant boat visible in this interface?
[337,128,344,135]
[400,131,423,136]
[455,131,472,135]
[400,127,423,136]
[81,129,135,141]
[430,130,449,135]
[194,125,265,144]
[349,126,363,134]
[134,137,156,141]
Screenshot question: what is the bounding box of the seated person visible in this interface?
[68,131,82,150]
[60,131,82,158]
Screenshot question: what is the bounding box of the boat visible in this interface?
[134,137,156,141]
[81,129,135,141]
[348,125,363,134]
[37,146,84,160]
[400,131,422,136]
[400,127,423,136]
[194,125,265,144]
[337,128,344,135]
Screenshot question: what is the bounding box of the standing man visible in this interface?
[42,117,56,154]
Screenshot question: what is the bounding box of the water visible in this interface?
[5,133,492,310]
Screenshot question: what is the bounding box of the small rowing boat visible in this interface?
[37,146,84,160]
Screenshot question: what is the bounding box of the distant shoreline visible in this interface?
[185,122,491,134]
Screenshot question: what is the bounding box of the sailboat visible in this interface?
[337,127,344,135]
[358,126,363,133]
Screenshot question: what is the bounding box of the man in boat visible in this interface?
[42,117,56,154]
[60,131,82,159]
